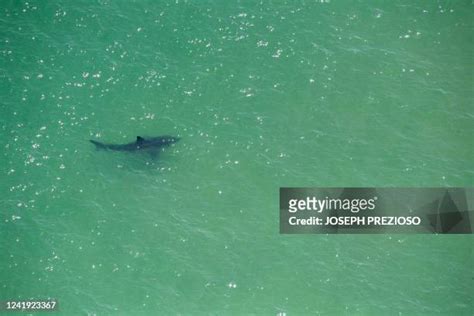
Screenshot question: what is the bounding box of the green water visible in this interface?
[1,1,473,315]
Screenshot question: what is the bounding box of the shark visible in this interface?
[89,136,180,155]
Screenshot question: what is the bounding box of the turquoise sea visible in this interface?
[1,1,473,315]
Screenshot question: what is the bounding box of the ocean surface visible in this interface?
[1,1,473,315]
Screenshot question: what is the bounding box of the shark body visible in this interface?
[89,136,180,152]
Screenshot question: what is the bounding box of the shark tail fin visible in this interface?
[90,139,106,150]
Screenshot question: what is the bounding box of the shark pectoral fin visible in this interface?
[136,136,145,144]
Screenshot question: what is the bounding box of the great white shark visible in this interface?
[89,136,180,154]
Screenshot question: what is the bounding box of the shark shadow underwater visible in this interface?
[90,135,180,158]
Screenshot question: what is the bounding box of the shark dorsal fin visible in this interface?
[136,136,145,143]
